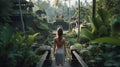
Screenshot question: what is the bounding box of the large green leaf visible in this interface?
[98,8,111,24]
[91,37,120,45]
[27,33,40,46]
[80,28,94,40]
[39,23,49,30]
[88,16,97,33]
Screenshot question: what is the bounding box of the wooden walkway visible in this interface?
[51,58,71,67]
[51,48,71,67]
[36,46,88,67]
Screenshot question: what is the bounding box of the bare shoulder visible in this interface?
[54,37,57,39]
[53,37,57,41]
[62,37,66,41]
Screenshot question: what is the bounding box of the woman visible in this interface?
[53,27,66,66]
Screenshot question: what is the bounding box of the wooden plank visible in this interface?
[36,51,49,67]
[72,51,88,67]
[51,58,71,67]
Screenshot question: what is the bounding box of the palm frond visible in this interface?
[88,16,96,33]
[91,37,120,45]
[80,28,94,40]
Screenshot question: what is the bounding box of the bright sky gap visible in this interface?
[27,0,92,7]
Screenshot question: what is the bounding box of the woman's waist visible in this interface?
[57,45,63,48]
[56,48,64,53]
[56,47,64,51]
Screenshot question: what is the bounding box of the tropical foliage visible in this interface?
[97,0,120,16]
[0,0,50,67]
[0,0,12,24]
[76,43,120,67]
[0,0,120,67]
[0,24,41,67]
[71,0,120,67]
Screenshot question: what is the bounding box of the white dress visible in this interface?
[55,48,65,65]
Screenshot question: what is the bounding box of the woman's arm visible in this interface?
[63,38,66,56]
[53,38,56,56]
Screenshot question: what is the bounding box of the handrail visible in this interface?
[72,51,88,67]
[70,46,88,67]
[36,51,49,67]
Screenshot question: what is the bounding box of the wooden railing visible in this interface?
[70,46,88,67]
[36,51,49,67]
[36,46,51,67]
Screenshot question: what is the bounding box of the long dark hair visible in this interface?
[57,27,63,41]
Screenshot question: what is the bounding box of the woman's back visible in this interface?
[54,37,65,48]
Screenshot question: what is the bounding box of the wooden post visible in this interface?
[70,46,77,60]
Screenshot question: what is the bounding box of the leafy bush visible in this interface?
[35,47,44,55]
[0,0,12,23]
[88,8,113,37]
[38,23,49,30]
[79,37,90,44]
[79,43,120,67]
[91,37,120,45]
[74,43,83,51]
[65,32,77,38]
[0,23,14,44]
[67,38,77,46]
[0,24,41,67]
[80,28,94,40]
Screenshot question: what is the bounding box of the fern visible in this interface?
[27,33,40,47]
